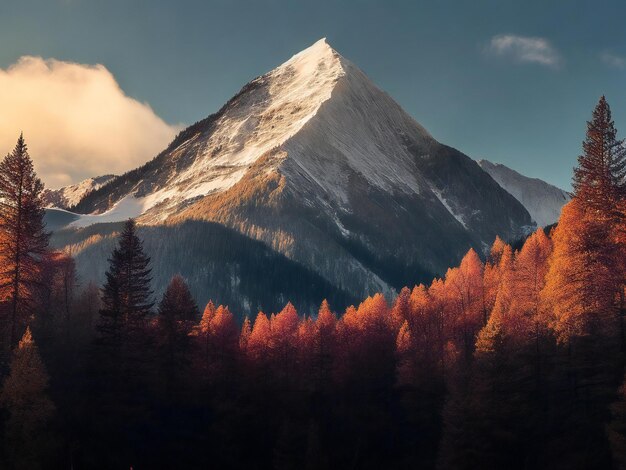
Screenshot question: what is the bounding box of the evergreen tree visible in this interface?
[99,218,153,344]
[0,134,49,348]
[93,219,154,468]
[0,328,55,469]
[573,96,626,219]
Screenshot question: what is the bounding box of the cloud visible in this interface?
[487,34,561,68]
[601,51,626,69]
[0,56,181,189]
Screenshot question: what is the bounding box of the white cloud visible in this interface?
[601,51,626,69]
[487,34,561,68]
[0,56,182,189]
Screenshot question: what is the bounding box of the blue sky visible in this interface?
[1,0,625,189]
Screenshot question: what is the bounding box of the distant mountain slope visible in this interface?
[50,220,356,318]
[478,160,570,227]
[43,174,116,209]
[53,39,534,303]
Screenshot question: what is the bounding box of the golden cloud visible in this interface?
[0,56,181,188]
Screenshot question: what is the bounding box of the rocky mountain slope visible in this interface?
[477,160,570,227]
[43,174,116,209]
[52,39,534,309]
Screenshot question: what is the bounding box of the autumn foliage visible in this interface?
[1,97,626,468]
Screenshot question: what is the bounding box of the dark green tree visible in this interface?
[99,218,153,344]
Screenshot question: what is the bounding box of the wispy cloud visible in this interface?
[0,56,182,189]
[600,51,626,69]
[486,34,562,68]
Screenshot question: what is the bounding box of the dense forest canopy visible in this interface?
[0,96,625,468]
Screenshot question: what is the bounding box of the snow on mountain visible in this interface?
[477,160,570,227]
[43,174,116,210]
[57,39,534,302]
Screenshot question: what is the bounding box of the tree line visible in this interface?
[0,96,625,468]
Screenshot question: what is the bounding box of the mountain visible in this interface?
[43,174,116,209]
[52,38,534,311]
[477,160,570,227]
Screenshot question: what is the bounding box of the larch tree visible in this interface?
[247,312,271,363]
[270,302,299,383]
[483,239,513,324]
[0,328,54,469]
[444,249,485,362]
[313,300,337,391]
[239,316,252,351]
[509,229,552,351]
[0,134,49,348]
[542,199,619,344]
[206,305,238,383]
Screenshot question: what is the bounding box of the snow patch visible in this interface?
[429,185,468,229]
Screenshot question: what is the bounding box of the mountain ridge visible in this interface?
[477,159,570,227]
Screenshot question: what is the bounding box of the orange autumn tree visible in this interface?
[543,96,626,345]
[197,304,239,384]
[270,302,300,383]
[335,294,394,387]
[483,237,513,323]
[507,229,552,348]
[444,248,484,361]
[542,199,620,343]
[312,300,337,391]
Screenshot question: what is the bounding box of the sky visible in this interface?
[1,0,625,189]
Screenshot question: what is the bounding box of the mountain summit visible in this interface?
[62,39,533,304]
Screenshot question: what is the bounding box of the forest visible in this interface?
[0,95,625,469]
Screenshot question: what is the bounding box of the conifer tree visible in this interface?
[573,96,626,219]
[0,328,54,469]
[240,316,252,351]
[313,300,336,390]
[99,219,153,343]
[0,134,49,348]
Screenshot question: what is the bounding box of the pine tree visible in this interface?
[573,96,626,219]
[0,134,49,348]
[99,219,153,344]
[0,328,54,469]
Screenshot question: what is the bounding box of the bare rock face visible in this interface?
[43,174,116,210]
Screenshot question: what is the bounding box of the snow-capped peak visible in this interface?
[280,38,338,69]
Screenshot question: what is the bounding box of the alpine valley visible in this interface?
[46,39,568,316]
